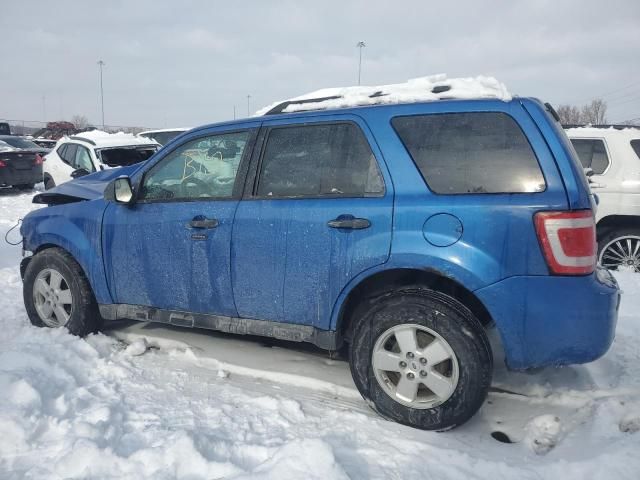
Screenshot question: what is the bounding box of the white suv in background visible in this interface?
[43,131,160,189]
[566,125,640,271]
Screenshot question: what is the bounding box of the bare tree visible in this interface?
[581,99,607,125]
[71,114,90,130]
[557,104,582,124]
[556,99,608,125]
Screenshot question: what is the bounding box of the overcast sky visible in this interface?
[2,0,639,129]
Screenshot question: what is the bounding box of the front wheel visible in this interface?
[23,247,102,336]
[349,288,492,430]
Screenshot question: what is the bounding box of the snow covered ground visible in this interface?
[0,186,639,479]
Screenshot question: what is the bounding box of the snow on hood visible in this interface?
[255,74,512,115]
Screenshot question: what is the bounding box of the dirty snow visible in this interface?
[255,74,512,115]
[0,187,639,479]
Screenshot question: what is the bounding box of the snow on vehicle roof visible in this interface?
[255,74,512,116]
[68,130,160,148]
[566,126,640,139]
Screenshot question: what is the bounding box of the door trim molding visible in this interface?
[99,303,340,350]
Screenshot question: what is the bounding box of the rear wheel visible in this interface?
[23,248,102,336]
[598,228,640,272]
[349,288,492,430]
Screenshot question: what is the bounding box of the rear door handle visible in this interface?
[189,216,219,229]
[327,215,371,230]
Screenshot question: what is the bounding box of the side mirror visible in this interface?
[70,168,90,179]
[104,176,134,204]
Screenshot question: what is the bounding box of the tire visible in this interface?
[14,183,35,190]
[44,176,55,190]
[349,288,492,431]
[598,228,640,272]
[23,247,102,336]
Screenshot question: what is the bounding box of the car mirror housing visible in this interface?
[105,176,134,204]
[70,168,90,179]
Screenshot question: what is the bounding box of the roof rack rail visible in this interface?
[563,124,640,130]
[69,135,97,145]
[263,84,455,116]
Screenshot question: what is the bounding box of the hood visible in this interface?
[33,164,140,205]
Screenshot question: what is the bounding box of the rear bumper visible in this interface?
[0,166,42,186]
[475,267,619,370]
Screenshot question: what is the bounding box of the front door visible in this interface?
[232,117,394,329]
[103,127,257,317]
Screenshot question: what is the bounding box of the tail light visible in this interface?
[534,210,596,275]
[0,160,6,167]
[34,154,43,165]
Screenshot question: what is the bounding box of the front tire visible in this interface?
[44,176,55,190]
[349,288,492,430]
[23,248,102,336]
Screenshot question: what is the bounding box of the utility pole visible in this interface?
[233,105,236,120]
[356,41,366,86]
[247,94,251,117]
[42,95,46,123]
[97,60,106,129]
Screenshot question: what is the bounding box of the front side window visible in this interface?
[75,145,95,172]
[570,139,610,174]
[140,131,250,201]
[392,112,546,194]
[256,123,384,198]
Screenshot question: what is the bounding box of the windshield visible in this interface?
[140,131,183,146]
[97,145,158,167]
[0,136,40,149]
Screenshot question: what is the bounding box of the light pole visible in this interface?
[356,41,366,86]
[247,94,251,117]
[97,60,105,129]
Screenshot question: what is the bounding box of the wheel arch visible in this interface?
[597,214,640,239]
[334,267,494,344]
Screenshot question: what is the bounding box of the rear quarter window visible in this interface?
[391,112,546,194]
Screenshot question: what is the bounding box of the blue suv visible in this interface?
[20,93,620,430]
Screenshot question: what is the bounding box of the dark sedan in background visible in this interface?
[0,136,47,190]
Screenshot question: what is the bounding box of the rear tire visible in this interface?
[23,247,102,336]
[598,227,640,272]
[349,288,492,430]
[44,176,55,190]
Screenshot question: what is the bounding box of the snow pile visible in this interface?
[255,74,512,115]
[524,415,562,455]
[70,130,158,145]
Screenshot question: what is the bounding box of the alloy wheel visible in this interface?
[599,235,640,272]
[32,268,73,327]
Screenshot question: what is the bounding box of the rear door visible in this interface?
[231,115,393,328]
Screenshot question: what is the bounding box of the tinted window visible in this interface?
[392,113,545,194]
[61,144,77,165]
[141,131,250,201]
[570,139,610,174]
[0,137,40,149]
[631,140,640,160]
[256,123,384,197]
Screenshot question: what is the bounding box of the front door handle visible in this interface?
[189,216,219,229]
[327,215,371,230]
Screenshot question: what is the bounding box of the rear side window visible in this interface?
[256,123,384,198]
[392,112,546,194]
[60,144,77,165]
[570,139,610,174]
[631,140,640,160]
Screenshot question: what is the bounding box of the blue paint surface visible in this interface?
[20,97,620,369]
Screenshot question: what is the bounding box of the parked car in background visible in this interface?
[30,138,58,149]
[43,131,160,189]
[20,77,619,431]
[138,128,189,146]
[0,135,45,190]
[566,125,640,272]
[0,122,11,135]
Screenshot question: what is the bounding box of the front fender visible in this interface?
[21,200,112,304]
